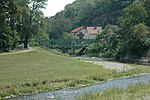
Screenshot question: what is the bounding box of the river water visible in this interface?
[11,74,150,100]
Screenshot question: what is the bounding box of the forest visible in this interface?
[0,0,150,59]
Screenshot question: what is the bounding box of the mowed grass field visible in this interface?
[0,48,114,85]
[0,47,115,98]
[0,47,150,98]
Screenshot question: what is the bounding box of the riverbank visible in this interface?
[0,47,150,99]
[72,56,150,66]
[84,61,134,72]
[12,74,150,100]
[118,57,150,66]
[78,79,150,100]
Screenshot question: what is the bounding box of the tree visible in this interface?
[0,0,20,51]
[117,2,148,58]
[85,25,119,57]
[131,23,150,57]
[0,0,48,51]
[143,0,150,26]
[0,27,13,51]
[20,0,47,48]
[48,17,72,39]
[96,25,119,57]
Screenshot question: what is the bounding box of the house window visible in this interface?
[77,32,84,39]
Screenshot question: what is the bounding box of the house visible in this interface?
[71,26,86,39]
[71,26,102,39]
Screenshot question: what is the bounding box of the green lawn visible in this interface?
[0,48,115,85]
[0,47,114,98]
[0,47,150,98]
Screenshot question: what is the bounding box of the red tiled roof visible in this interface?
[87,27,102,35]
[71,26,85,33]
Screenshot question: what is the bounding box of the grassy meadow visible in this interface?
[0,47,114,98]
[0,47,150,98]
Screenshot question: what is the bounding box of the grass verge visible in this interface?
[77,82,150,100]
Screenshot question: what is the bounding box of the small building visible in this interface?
[71,26,102,39]
[71,26,86,39]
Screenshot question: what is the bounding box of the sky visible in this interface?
[43,0,76,17]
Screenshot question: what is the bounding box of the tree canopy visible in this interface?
[0,0,48,51]
[85,0,150,59]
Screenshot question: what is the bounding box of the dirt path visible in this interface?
[85,61,134,72]
[0,48,36,55]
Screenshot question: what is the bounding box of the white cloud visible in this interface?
[43,0,76,17]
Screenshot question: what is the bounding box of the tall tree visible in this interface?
[86,25,119,57]
[0,0,20,51]
[143,0,150,26]
[117,2,148,58]
[48,17,72,39]
[20,0,47,48]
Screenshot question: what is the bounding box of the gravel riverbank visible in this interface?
[85,61,134,72]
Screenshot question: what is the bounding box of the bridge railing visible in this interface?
[37,39,94,49]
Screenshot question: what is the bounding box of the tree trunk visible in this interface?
[12,41,17,49]
[24,32,29,49]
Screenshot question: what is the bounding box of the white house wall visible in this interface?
[75,28,87,39]
[83,30,90,39]
[76,28,87,35]
[73,27,101,39]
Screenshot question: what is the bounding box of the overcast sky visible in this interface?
[43,0,76,17]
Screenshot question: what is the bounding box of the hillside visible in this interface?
[47,0,134,38]
[47,0,149,39]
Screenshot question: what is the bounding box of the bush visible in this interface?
[0,27,15,52]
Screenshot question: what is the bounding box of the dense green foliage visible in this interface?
[117,2,149,58]
[0,0,48,51]
[86,25,119,57]
[85,0,150,58]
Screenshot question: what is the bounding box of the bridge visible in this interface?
[37,39,94,49]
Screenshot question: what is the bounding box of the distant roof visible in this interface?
[71,26,85,33]
[87,27,102,35]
